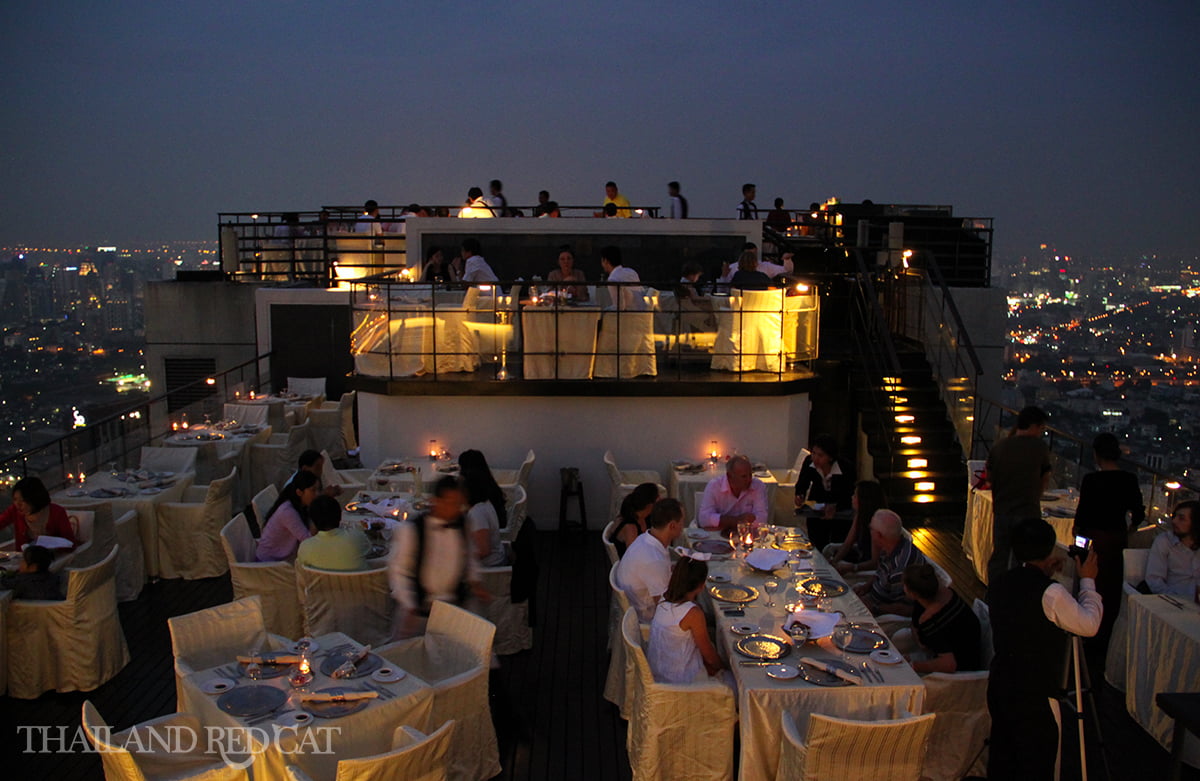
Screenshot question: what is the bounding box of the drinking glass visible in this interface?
[764,578,780,608]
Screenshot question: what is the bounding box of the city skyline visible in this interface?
[3,2,1198,259]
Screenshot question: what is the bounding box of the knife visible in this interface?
[1159,594,1185,609]
[738,660,780,666]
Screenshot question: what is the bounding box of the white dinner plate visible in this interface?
[766,663,800,680]
[372,666,407,683]
[201,677,236,695]
[870,649,903,665]
[730,623,760,636]
[277,710,316,728]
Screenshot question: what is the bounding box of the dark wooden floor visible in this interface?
[3,526,1193,780]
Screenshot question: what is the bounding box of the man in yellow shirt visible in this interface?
[602,181,632,218]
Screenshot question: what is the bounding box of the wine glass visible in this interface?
[763,578,780,608]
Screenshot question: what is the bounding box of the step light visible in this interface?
[903,470,929,479]
[907,458,928,468]
[914,494,934,503]
[895,414,915,423]
[900,436,921,444]
[915,481,936,492]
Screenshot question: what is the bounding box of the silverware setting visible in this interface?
[1158,594,1185,609]
[738,660,779,666]
[858,661,882,683]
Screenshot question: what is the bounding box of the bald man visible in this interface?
[855,510,928,616]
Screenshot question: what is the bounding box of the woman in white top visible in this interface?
[461,449,508,567]
[648,558,726,683]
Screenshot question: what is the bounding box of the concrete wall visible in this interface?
[358,392,811,530]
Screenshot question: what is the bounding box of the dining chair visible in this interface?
[251,484,280,535]
[167,595,289,705]
[376,601,499,781]
[600,519,619,566]
[295,563,392,647]
[319,449,372,496]
[140,444,198,475]
[249,420,311,490]
[603,451,663,521]
[494,449,534,496]
[113,509,144,602]
[219,513,303,639]
[776,710,935,781]
[286,376,327,398]
[622,608,736,781]
[309,402,349,462]
[83,701,250,781]
[155,466,237,580]
[7,545,128,699]
[500,484,528,544]
[223,401,271,427]
[478,541,533,655]
[49,510,94,575]
[921,671,991,781]
[603,563,635,717]
[284,720,455,781]
[57,501,115,568]
[770,448,811,523]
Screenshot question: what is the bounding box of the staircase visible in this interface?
[857,342,968,526]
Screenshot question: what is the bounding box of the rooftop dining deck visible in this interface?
[5,524,1190,780]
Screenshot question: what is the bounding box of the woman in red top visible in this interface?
[0,476,76,549]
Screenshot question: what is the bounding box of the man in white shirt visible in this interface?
[459,238,498,283]
[616,498,685,621]
[698,455,769,534]
[458,187,493,218]
[354,199,382,234]
[1146,500,1199,597]
[758,250,794,279]
[666,181,688,219]
[487,179,509,217]
[987,518,1102,780]
[737,183,758,220]
[599,245,643,311]
[389,476,485,638]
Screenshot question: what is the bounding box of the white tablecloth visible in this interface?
[594,310,657,378]
[54,471,195,579]
[179,631,433,780]
[711,289,786,373]
[962,489,1077,585]
[353,306,479,378]
[670,462,779,524]
[1124,594,1200,767]
[521,305,600,379]
[698,542,926,781]
[165,425,269,484]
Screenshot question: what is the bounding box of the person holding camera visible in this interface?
[987,517,1102,780]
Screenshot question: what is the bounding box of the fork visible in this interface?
[859,661,878,683]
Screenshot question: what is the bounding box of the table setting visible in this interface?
[180,631,433,779]
[686,524,925,781]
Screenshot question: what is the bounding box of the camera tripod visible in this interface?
[1058,632,1110,781]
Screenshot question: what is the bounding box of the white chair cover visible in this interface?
[287,377,327,397]
[603,450,663,521]
[249,420,311,490]
[284,720,454,781]
[309,406,345,462]
[478,542,533,655]
[168,595,286,703]
[320,450,372,496]
[604,566,636,717]
[7,545,128,699]
[156,467,237,580]
[220,514,303,639]
[601,520,620,566]
[921,671,990,781]
[114,509,144,602]
[494,449,534,496]
[296,564,393,647]
[1105,548,1151,689]
[251,484,280,532]
[594,310,657,378]
[500,484,528,544]
[224,401,271,426]
[972,598,994,668]
[622,608,736,781]
[339,391,359,453]
[50,510,94,574]
[83,701,251,781]
[712,288,787,372]
[140,445,198,474]
[776,710,935,781]
[376,602,499,781]
[59,502,116,570]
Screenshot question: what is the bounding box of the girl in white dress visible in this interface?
[648,558,727,683]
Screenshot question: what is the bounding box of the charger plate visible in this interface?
[735,634,791,661]
[709,583,758,603]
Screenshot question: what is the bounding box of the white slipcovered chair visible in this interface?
[376,601,499,781]
[249,419,311,490]
[601,519,620,566]
[1105,547,1151,690]
[49,509,94,574]
[771,448,811,522]
[251,484,280,533]
[621,608,736,781]
[114,509,144,602]
[168,595,289,704]
[83,701,250,781]
[500,484,528,544]
[595,306,658,378]
[775,710,935,781]
[295,563,393,647]
[224,401,271,427]
[285,720,455,781]
[57,502,115,571]
[494,449,535,496]
[155,466,237,580]
[712,288,787,373]
[320,449,372,496]
[603,450,663,521]
[220,513,303,638]
[921,671,991,781]
[7,545,128,699]
[478,541,533,655]
[286,376,327,398]
[604,567,636,717]
[140,444,198,475]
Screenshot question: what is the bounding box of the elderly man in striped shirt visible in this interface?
[855,509,927,616]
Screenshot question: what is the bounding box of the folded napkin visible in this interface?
[745,548,789,572]
[32,535,74,551]
[799,656,862,685]
[785,611,840,637]
[299,690,378,703]
[673,545,712,561]
[237,653,302,665]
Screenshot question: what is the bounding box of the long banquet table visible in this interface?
[962,488,1077,584]
[692,531,925,781]
[179,631,433,780]
[1123,593,1200,768]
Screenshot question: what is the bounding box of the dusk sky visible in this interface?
[3,1,1198,261]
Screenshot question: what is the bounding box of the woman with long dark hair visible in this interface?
[607,482,660,558]
[459,449,508,566]
[647,557,726,683]
[256,471,319,562]
[831,480,888,573]
[0,476,76,550]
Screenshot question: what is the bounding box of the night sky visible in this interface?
[3,1,1197,261]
